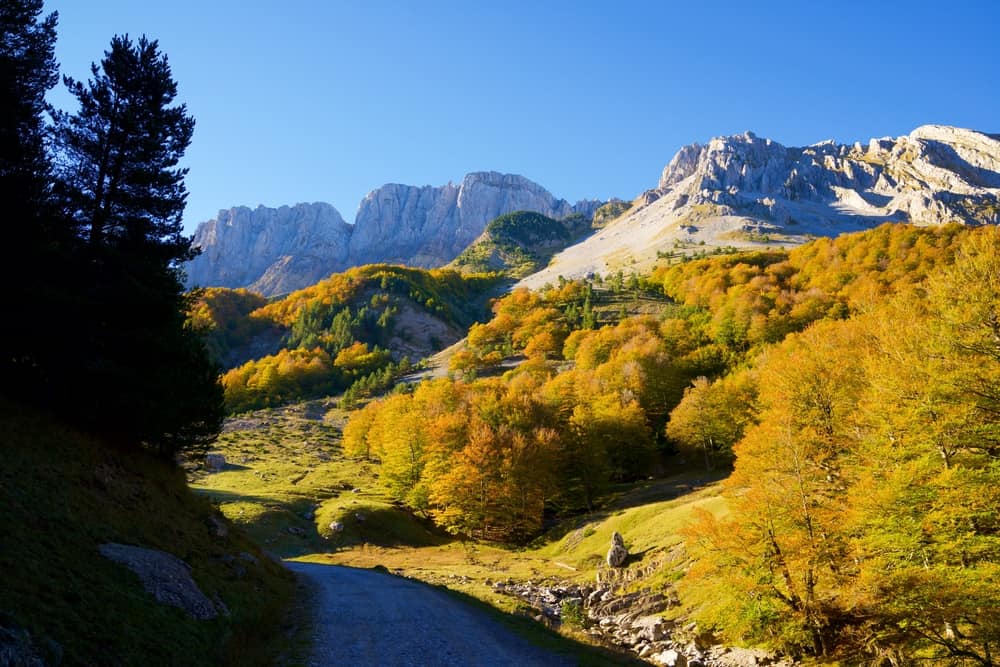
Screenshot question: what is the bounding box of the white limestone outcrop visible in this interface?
[185,172,600,296]
[520,125,1000,289]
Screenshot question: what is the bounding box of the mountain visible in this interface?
[185,172,601,296]
[520,124,1000,287]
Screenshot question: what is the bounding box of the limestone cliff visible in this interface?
[185,172,600,296]
[185,202,351,295]
[521,125,1000,288]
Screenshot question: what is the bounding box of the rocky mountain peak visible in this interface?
[658,142,703,189]
[186,202,352,294]
[521,125,1000,289]
[185,173,600,296]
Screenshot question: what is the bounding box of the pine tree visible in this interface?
[0,0,62,397]
[0,0,56,219]
[52,35,221,455]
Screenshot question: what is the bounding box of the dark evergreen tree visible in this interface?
[0,0,56,214]
[52,35,221,455]
[0,0,62,396]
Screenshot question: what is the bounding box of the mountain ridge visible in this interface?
[519,124,1000,288]
[185,172,601,296]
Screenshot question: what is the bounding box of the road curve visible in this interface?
[286,561,573,667]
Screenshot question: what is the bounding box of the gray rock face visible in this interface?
[650,125,1000,226]
[185,172,600,296]
[186,202,351,295]
[522,125,1000,289]
[98,543,219,620]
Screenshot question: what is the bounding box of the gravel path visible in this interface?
[286,561,573,667]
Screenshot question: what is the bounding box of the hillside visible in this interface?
[189,264,503,412]
[0,399,296,666]
[449,210,595,278]
[520,125,1000,288]
[185,172,602,296]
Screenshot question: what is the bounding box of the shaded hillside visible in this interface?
[188,288,278,369]
[190,265,503,412]
[449,211,595,278]
[0,400,295,666]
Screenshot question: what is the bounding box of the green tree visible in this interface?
[666,372,756,470]
[0,0,56,223]
[52,35,221,455]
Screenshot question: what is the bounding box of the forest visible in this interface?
[189,264,502,412]
[347,222,1000,664]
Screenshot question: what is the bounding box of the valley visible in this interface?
[6,3,999,665]
[188,213,1000,665]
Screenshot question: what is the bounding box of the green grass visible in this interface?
[0,398,297,666]
[189,400,446,558]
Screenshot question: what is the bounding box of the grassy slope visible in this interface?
[194,402,730,663]
[450,211,595,278]
[0,400,296,666]
[188,400,446,558]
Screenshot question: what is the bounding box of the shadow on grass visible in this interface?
[624,547,657,567]
[194,487,452,557]
[328,507,451,550]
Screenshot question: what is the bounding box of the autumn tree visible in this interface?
[845,230,1000,663]
[666,371,756,470]
[682,319,868,656]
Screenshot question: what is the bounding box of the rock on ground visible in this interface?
[98,543,218,620]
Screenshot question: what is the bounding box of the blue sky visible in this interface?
[44,1,1000,232]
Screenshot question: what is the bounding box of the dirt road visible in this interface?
[286,561,572,666]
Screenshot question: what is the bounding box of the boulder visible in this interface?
[207,514,228,537]
[0,622,60,667]
[632,615,671,642]
[607,531,628,568]
[98,543,218,619]
[653,648,686,667]
[204,453,226,471]
[328,521,344,533]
